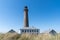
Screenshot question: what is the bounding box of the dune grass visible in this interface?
[0,33,60,40]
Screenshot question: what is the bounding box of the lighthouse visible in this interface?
[20,6,40,34]
[24,6,29,27]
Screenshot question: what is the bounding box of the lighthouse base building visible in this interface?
[20,27,39,34]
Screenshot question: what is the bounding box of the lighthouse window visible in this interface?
[32,30,34,32]
[37,30,38,32]
[22,30,24,32]
[27,30,29,32]
[25,30,26,32]
[30,30,31,32]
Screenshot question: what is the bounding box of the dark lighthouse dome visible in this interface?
[25,6,28,8]
[24,6,28,11]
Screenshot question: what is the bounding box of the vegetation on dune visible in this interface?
[0,33,4,40]
[0,33,60,40]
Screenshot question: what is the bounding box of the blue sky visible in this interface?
[0,0,60,33]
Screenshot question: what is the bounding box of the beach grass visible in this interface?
[0,33,60,40]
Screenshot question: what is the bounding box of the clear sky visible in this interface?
[0,0,60,33]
